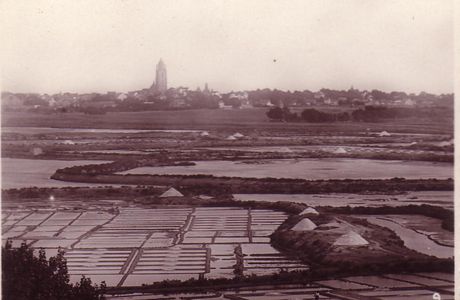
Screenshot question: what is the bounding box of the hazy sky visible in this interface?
[0,0,454,94]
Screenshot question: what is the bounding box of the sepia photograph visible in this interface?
[0,1,455,299]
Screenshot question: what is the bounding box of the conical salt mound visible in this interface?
[280,147,293,153]
[333,231,368,246]
[300,207,319,215]
[334,147,347,154]
[292,218,317,231]
[378,131,391,137]
[233,132,244,138]
[160,187,184,198]
[226,135,237,140]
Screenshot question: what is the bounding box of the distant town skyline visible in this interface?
[0,0,454,94]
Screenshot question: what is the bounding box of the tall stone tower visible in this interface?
[154,59,167,93]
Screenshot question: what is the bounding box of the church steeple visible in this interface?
[153,59,167,93]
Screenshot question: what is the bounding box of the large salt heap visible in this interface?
[378,131,391,137]
[300,207,319,215]
[292,218,317,231]
[333,147,347,154]
[333,231,368,246]
[160,187,184,198]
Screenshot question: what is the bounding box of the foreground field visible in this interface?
[2,109,453,134]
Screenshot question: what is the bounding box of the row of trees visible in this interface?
[266,106,445,123]
[266,106,350,122]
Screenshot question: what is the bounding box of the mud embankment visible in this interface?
[51,172,453,194]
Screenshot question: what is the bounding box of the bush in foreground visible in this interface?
[2,241,106,300]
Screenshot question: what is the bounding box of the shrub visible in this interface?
[2,241,106,300]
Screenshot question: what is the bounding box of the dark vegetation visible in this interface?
[2,241,105,300]
[266,105,453,123]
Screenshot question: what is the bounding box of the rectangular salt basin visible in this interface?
[72,219,109,226]
[241,244,280,255]
[252,230,275,237]
[75,242,144,248]
[315,279,370,290]
[384,274,453,287]
[22,231,59,238]
[252,238,271,243]
[41,219,74,226]
[142,238,174,247]
[415,272,454,282]
[67,258,127,263]
[357,289,448,297]
[134,267,205,272]
[182,238,213,244]
[214,237,250,243]
[68,269,122,275]
[344,276,420,288]
[5,212,31,221]
[2,231,26,239]
[57,231,86,239]
[5,226,29,232]
[184,231,216,237]
[23,212,54,219]
[78,212,114,219]
[62,225,96,232]
[210,259,236,269]
[150,232,177,238]
[16,219,47,226]
[208,244,237,255]
[3,220,19,226]
[243,268,283,276]
[32,225,65,232]
[132,268,205,273]
[206,270,236,279]
[32,239,77,248]
[50,212,81,219]
[218,231,248,237]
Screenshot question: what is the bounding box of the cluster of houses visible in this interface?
[1,86,452,112]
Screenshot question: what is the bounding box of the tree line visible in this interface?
[266,105,450,122]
